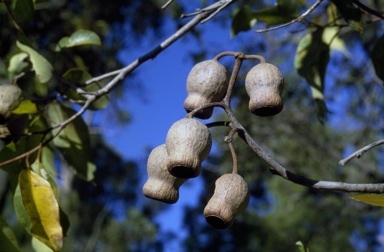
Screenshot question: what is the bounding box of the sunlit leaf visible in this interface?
[294,28,330,121]
[62,68,109,110]
[47,101,96,180]
[32,237,54,252]
[296,241,310,252]
[68,29,101,46]
[55,37,69,52]
[350,194,384,207]
[322,27,348,55]
[231,5,257,37]
[31,161,59,199]
[12,0,34,22]
[19,169,63,251]
[330,0,363,32]
[371,35,384,82]
[55,30,101,51]
[7,52,30,83]
[0,216,21,252]
[16,41,53,83]
[11,99,38,114]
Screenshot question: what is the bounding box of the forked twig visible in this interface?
[256,0,323,32]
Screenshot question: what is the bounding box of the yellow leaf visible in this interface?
[12,99,38,114]
[19,170,63,251]
[350,194,384,207]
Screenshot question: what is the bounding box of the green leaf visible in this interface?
[330,0,363,32]
[11,99,38,114]
[19,169,63,251]
[62,68,110,110]
[47,101,96,181]
[350,194,384,207]
[252,0,300,26]
[230,5,257,37]
[294,28,330,121]
[296,241,309,252]
[40,145,57,178]
[14,183,32,233]
[0,216,21,252]
[0,141,26,174]
[55,29,101,51]
[7,52,30,83]
[371,35,384,82]
[16,41,53,83]
[12,0,35,22]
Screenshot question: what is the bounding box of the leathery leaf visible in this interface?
[19,170,63,251]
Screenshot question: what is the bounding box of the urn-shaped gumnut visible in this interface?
[142,144,187,204]
[245,63,284,116]
[0,84,24,118]
[183,60,228,119]
[166,118,212,179]
[204,173,250,229]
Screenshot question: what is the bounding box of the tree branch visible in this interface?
[55,0,238,136]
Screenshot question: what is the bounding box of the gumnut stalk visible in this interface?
[0,84,24,118]
[183,60,229,119]
[204,173,250,229]
[166,118,212,178]
[245,63,284,116]
[142,144,187,204]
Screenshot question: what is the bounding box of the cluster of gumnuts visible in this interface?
[143,52,284,229]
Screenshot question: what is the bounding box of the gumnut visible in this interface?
[166,118,212,178]
[245,63,284,116]
[142,144,187,204]
[204,173,250,229]
[0,84,24,118]
[183,60,229,119]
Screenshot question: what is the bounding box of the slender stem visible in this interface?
[186,102,224,118]
[339,139,384,166]
[224,128,239,174]
[205,121,231,128]
[256,0,323,32]
[223,53,244,104]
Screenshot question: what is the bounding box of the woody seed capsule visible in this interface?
[245,63,284,116]
[0,84,24,118]
[142,144,187,204]
[166,118,212,178]
[204,173,250,229]
[183,60,228,119]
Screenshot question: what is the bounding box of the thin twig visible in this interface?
[256,0,323,32]
[339,139,384,166]
[353,0,384,19]
[181,0,238,23]
[162,0,174,10]
[205,121,231,128]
